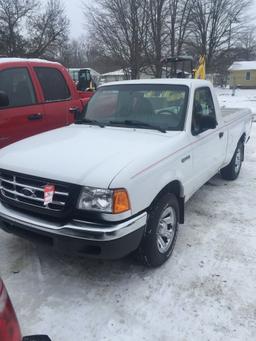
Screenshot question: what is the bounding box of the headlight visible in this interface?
[78,187,113,212]
[77,187,130,214]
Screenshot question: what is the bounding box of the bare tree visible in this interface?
[143,0,169,77]
[59,38,87,68]
[83,0,254,75]
[235,27,256,60]
[188,0,251,70]
[85,0,192,77]
[0,0,36,55]
[0,0,69,58]
[167,0,192,56]
[85,0,149,79]
[27,0,69,58]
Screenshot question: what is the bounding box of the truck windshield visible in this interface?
[81,84,189,131]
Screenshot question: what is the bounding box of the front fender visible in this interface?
[110,149,189,216]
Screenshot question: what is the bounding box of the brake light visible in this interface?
[0,279,22,341]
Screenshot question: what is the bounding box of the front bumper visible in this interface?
[0,202,147,259]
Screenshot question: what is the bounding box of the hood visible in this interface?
[0,125,180,188]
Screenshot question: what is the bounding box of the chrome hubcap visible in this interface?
[157,206,176,254]
[235,148,242,173]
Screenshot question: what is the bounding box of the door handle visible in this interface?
[219,132,224,138]
[69,107,79,114]
[27,113,43,121]
[181,155,191,163]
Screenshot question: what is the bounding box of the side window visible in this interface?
[34,67,71,102]
[79,70,91,81]
[86,70,91,81]
[192,87,216,135]
[245,72,251,81]
[0,68,36,108]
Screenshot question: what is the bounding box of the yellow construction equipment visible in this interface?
[194,55,206,80]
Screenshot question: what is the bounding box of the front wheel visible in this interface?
[138,193,179,267]
[220,141,244,180]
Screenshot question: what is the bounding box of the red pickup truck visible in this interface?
[0,277,51,341]
[0,58,92,148]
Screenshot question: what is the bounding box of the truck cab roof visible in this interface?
[0,57,60,66]
[100,78,212,88]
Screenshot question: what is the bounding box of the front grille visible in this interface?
[0,170,80,219]
[0,173,68,211]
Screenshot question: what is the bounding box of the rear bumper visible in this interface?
[0,202,147,259]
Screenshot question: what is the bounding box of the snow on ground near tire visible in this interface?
[0,123,256,340]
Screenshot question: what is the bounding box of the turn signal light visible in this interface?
[113,189,130,214]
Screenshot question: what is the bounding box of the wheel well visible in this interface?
[150,181,185,224]
[239,133,246,161]
[239,133,246,144]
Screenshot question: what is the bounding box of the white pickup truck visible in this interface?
[0,79,253,267]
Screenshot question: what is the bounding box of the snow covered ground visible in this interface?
[0,92,256,341]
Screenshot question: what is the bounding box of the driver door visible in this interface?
[190,87,226,192]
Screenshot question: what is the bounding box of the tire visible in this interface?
[220,141,244,181]
[137,193,179,267]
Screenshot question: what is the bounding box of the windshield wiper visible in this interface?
[75,118,105,128]
[108,120,166,133]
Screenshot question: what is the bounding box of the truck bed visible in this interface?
[221,107,251,124]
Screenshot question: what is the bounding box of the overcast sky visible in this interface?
[61,0,87,38]
[44,0,256,38]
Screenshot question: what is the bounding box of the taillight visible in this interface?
[0,278,22,341]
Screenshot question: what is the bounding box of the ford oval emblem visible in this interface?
[21,187,36,197]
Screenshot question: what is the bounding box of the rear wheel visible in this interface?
[220,141,243,180]
[137,193,179,267]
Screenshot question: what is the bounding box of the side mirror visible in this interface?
[199,115,217,130]
[192,114,217,135]
[0,91,9,107]
[23,336,52,341]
